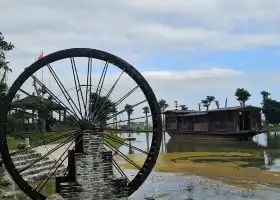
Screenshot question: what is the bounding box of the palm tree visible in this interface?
[201,99,209,111]
[158,99,169,113]
[224,97,228,108]
[235,88,251,106]
[142,106,150,131]
[180,105,188,110]
[124,104,134,130]
[158,98,169,128]
[215,100,220,109]
[206,96,215,108]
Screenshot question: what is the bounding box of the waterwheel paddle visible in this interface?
[0,48,162,199]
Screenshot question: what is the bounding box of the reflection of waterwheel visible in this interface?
[0,48,162,199]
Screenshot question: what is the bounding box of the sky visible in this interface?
[1,0,280,115]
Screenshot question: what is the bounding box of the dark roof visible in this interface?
[208,105,262,112]
[170,105,262,117]
[164,110,197,114]
[178,112,207,117]
[11,96,66,110]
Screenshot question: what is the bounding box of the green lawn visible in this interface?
[7,132,125,151]
[6,136,23,150]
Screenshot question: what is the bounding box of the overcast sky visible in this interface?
[1,0,280,116]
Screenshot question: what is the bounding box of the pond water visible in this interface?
[116,132,280,199]
[9,132,280,199]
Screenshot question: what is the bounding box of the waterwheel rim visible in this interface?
[0,48,162,199]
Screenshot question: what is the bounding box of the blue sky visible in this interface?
[2,0,280,113]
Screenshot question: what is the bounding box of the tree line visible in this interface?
[158,88,280,126]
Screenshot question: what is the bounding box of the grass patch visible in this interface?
[6,136,24,150]
[7,132,125,150]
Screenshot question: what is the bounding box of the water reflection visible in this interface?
[118,131,280,172]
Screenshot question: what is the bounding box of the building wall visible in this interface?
[165,114,177,130]
[249,110,262,130]
[58,131,129,200]
[208,111,236,133]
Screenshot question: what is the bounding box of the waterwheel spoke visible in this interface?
[84,57,93,119]
[89,61,109,123]
[102,147,130,183]
[18,131,80,173]
[70,57,85,119]
[91,70,124,124]
[35,132,82,192]
[105,115,151,127]
[104,139,141,170]
[28,75,82,123]
[112,159,130,183]
[94,98,145,126]
[106,100,147,122]
[47,64,83,119]
[17,88,79,127]
[104,134,148,154]
[10,130,78,156]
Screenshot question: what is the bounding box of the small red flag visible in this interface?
[37,51,43,60]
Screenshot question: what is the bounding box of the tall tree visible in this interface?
[180,105,188,110]
[261,90,271,104]
[124,104,134,130]
[235,88,251,106]
[0,32,15,199]
[158,99,169,113]
[224,97,228,108]
[201,99,209,111]
[215,100,220,109]
[262,98,280,126]
[0,32,14,84]
[89,92,117,128]
[158,98,169,128]
[142,106,150,131]
[206,96,215,108]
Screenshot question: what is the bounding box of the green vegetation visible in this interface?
[235,88,251,106]
[201,96,216,111]
[0,32,16,199]
[180,104,188,110]
[7,131,125,150]
[89,92,117,128]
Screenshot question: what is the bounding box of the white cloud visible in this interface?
[1,0,280,119]
[7,63,274,122]
[2,0,280,63]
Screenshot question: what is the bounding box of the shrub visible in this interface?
[17,143,26,150]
